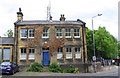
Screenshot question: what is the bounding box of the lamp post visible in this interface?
[92,14,102,73]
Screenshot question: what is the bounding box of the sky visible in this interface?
[0,0,119,39]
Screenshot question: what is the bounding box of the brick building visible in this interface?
[14,8,87,65]
[0,37,14,63]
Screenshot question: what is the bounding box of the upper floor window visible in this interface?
[75,47,81,58]
[66,47,72,59]
[20,48,26,60]
[29,48,35,59]
[20,29,34,38]
[28,29,34,38]
[57,47,63,59]
[42,29,49,38]
[74,29,80,38]
[21,29,27,38]
[56,29,62,38]
[65,29,71,38]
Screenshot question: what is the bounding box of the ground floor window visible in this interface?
[20,48,26,60]
[29,48,35,59]
[75,47,81,58]
[66,48,72,59]
[3,48,10,60]
[57,47,63,59]
[0,48,2,61]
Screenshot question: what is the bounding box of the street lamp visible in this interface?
[92,14,102,73]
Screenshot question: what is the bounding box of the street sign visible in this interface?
[92,56,96,61]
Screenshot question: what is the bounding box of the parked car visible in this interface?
[0,62,19,75]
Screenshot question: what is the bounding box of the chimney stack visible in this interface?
[60,14,66,21]
[17,8,23,21]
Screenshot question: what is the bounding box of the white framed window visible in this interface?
[56,29,62,38]
[65,29,71,38]
[74,29,80,38]
[3,48,10,60]
[75,47,81,58]
[66,48,72,59]
[20,48,26,60]
[57,48,63,59]
[28,29,34,38]
[20,29,27,38]
[42,28,49,38]
[29,48,35,60]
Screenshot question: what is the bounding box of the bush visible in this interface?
[49,62,79,73]
[26,62,43,72]
[66,66,79,73]
[49,62,61,73]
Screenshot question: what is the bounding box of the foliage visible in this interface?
[4,29,13,37]
[63,66,79,73]
[86,27,118,59]
[26,62,43,72]
[86,27,93,60]
[118,42,120,57]
[49,62,79,73]
[49,62,61,73]
[44,37,66,56]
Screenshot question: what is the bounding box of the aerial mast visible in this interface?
[47,0,51,21]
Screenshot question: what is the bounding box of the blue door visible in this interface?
[42,52,50,65]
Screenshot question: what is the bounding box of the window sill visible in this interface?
[29,58,35,60]
[28,37,34,38]
[75,58,81,59]
[20,59,26,60]
[74,37,80,38]
[42,37,49,38]
[66,58,72,59]
[65,37,72,38]
[56,36,63,38]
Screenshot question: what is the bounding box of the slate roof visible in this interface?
[0,37,14,45]
[14,20,86,26]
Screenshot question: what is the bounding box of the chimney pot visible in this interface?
[60,14,66,21]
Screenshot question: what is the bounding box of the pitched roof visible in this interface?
[14,20,86,26]
[0,37,14,45]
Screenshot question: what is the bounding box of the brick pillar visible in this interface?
[63,47,66,63]
[72,47,75,63]
[26,48,29,64]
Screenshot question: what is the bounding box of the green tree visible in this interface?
[86,27,118,60]
[95,27,117,59]
[118,41,120,57]
[86,27,93,60]
[4,29,13,37]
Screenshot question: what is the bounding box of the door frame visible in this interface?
[42,50,50,65]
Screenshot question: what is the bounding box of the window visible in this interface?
[65,29,71,38]
[3,48,10,60]
[42,29,49,38]
[74,29,80,38]
[0,48,2,61]
[20,48,26,60]
[56,29,62,38]
[29,48,35,59]
[28,29,34,38]
[57,48,63,59]
[66,48,72,59]
[75,48,81,58]
[21,29,27,38]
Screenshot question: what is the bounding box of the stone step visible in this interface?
[43,66,49,72]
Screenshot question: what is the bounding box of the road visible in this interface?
[0,66,119,78]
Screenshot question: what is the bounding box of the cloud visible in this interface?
[0,0,119,38]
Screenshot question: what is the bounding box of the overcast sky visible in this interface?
[0,0,119,39]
